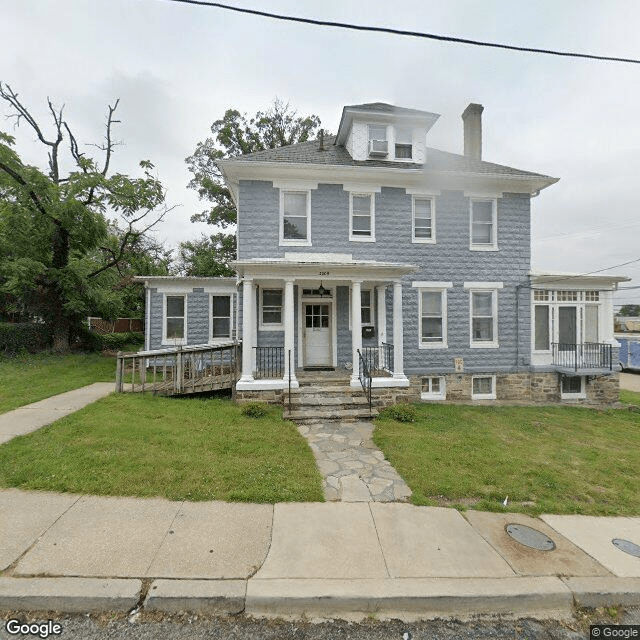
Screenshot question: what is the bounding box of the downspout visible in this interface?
[145,283,151,352]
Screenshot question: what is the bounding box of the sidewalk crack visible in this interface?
[144,500,185,576]
[368,502,391,578]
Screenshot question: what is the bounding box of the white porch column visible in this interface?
[351,280,363,386]
[376,285,387,345]
[392,280,407,380]
[239,278,254,382]
[283,277,297,385]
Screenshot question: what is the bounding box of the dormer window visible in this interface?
[395,127,413,159]
[368,124,388,157]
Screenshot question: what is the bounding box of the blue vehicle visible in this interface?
[617,335,640,372]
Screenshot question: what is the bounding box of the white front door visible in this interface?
[304,303,331,367]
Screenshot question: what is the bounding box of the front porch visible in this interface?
[234,255,418,392]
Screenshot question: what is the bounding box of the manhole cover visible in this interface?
[612,538,640,558]
[506,523,556,551]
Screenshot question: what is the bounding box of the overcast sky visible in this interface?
[2,0,639,307]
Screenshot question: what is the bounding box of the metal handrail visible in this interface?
[357,348,373,415]
[253,346,284,379]
[381,342,394,372]
[551,342,613,371]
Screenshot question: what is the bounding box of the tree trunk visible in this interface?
[51,318,71,353]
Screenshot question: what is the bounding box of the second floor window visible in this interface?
[350,193,374,241]
[420,290,446,347]
[413,197,434,242]
[470,199,497,249]
[281,191,310,245]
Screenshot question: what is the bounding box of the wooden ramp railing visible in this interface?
[115,343,240,396]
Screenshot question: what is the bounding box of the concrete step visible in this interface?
[289,395,374,406]
[283,407,379,421]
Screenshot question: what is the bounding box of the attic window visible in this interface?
[368,125,388,157]
[395,127,412,159]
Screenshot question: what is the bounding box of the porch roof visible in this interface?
[233,256,418,280]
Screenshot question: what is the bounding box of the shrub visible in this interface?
[241,401,270,418]
[380,403,417,423]
[0,322,51,355]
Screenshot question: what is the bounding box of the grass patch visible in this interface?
[0,351,117,414]
[0,394,324,503]
[374,403,640,516]
[620,388,640,405]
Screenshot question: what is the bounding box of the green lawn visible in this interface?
[0,394,324,503]
[0,352,118,414]
[374,403,640,516]
[620,388,640,405]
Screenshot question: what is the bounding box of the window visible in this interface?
[557,290,578,302]
[164,295,186,344]
[261,289,283,328]
[348,289,374,329]
[470,199,497,249]
[533,289,549,301]
[421,376,446,400]
[585,291,600,302]
[368,124,388,157]
[419,289,446,348]
[211,295,231,340]
[412,197,435,243]
[534,305,550,351]
[350,193,375,241]
[561,375,585,399]
[585,306,599,343]
[472,376,496,400]
[361,289,372,325]
[280,191,310,245]
[395,127,413,159]
[470,290,498,347]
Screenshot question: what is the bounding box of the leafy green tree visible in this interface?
[182,98,322,275]
[619,304,640,316]
[0,83,171,351]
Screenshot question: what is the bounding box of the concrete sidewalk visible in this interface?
[1,489,639,620]
[0,383,114,445]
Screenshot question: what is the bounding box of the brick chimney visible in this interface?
[462,103,484,161]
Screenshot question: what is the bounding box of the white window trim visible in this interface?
[468,288,499,349]
[417,287,448,349]
[561,375,586,400]
[259,288,284,331]
[279,189,311,247]
[349,192,375,242]
[421,376,446,400]
[472,375,496,400]
[162,293,187,346]
[209,293,233,343]
[412,195,436,244]
[469,198,498,251]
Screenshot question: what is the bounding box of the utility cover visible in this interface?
[506,523,556,551]
[612,538,640,558]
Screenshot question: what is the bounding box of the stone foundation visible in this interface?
[233,371,620,407]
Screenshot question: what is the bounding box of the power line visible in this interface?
[162,0,640,65]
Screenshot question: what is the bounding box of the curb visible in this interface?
[144,579,245,614]
[245,577,574,620]
[0,577,141,613]
[1,576,639,619]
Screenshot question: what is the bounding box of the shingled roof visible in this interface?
[224,135,554,179]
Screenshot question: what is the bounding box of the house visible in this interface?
[138,102,628,405]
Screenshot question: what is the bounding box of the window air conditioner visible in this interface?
[369,139,388,156]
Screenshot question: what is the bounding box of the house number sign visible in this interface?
[319,271,329,276]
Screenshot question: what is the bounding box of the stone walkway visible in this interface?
[296,419,412,502]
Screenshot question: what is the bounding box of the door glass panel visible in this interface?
[534,305,550,351]
[585,306,598,343]
[558,307,577,345]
